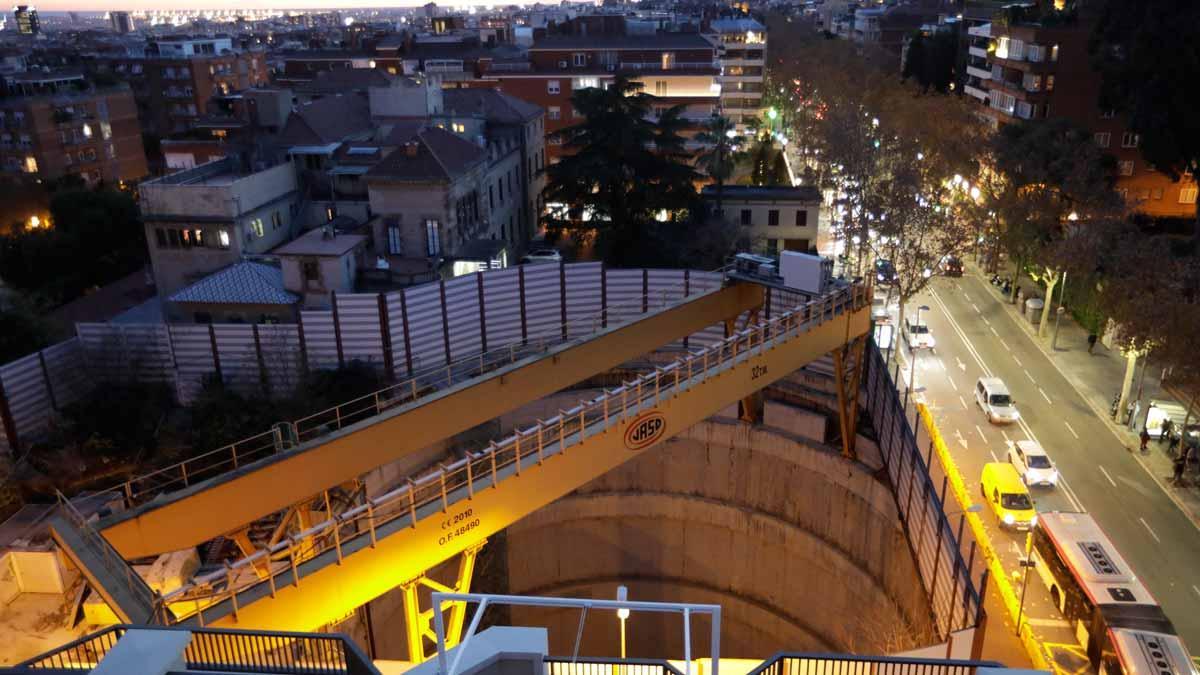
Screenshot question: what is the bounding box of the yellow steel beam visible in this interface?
[184,301,869,634]
[100,283,764,560]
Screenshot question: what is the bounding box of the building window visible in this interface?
[1118,160,1134,176]
[572,106,583,119]
[251,218,265,237]
[326,206,337,221]
[1050,44,1059,61]
[489,185,495,209]
[426,220,442,255]
[795,210,808,227]
[1094,132,1111,148]
[155,228,167,248]
[572,53,586,67]
[654,80,668,96]
[766,238,779,254]
[452,122,466,133]
[1100,108,1116,119]
[1152,188,1164,200]
[1045,75,1055,91]
[1121,132,1140,148]
[218,229,231,249]
[387,223,402,254]
[573,76,599,89]
[547,80,560,94]
[1180,187,1198,204]
[271,211,282,230]
[767,209,779,226]
[302,260,319,282]
[498,179,504,205]
[22,156,37,173]
[740,209,752,225]
[548,106,561,120]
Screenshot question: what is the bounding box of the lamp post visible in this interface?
[1015,554,1036,637]
[1051,271,1067,350]
[616,585,630,659]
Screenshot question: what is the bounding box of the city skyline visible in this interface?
[28,0,518,12]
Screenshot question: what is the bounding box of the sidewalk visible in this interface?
[964,259,1200,527]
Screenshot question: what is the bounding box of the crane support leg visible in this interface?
[832,335,867,460]
[400,540,487,663]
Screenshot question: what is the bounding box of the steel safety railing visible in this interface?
[157,283,869,626]
[17,624,378,674]
[105,272,726,507]
[745,653,1000,675]
[545,657,686,675]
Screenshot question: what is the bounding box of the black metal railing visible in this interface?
[17,625,378,675]
[747,653,1001,675]
[545,657,686,675]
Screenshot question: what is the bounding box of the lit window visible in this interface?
[251,218,265,237]
[82,123,93,138]
[548,106,561,120]
[1121,132,1140,148]
[1179,187,1197,204]
[23,156,37,173]
[452,122,466,133]
[572,77,599,89]
[1118,160,1134,176]
[547,80,560,94]
[1094,132,1110,148]
[218,229,231,248]
[572,53,586,67]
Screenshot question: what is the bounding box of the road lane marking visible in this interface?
[958,395,969,410]
[989,449,999,462]
[1024,369,1036,384]
[982,316,990,325]
[1001,429,1011,443]
[1138,517,1161,544]
[989,326,999,336]
[975,424,988,443]
[1011,541,1023,557]
[999,338,1011,351]
[1099,465,1117,487]
[1193,585,1200,599]
[947,376,958,391]
[1013,356,1023,367]
[1039,388,1053,405]
[1064,421,1079,439]
[972,303,981,313]
[955,357,966,371]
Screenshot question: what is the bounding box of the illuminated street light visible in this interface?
[28,215,41,229]
[922,268,933,279]
[871,117,879,128]
[767,107,778,120]
[916,152,924,161]
[616,585,629,659]
[970,186,981,200]
[1067,211,1079,221]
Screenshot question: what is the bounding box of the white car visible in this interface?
[1007,440,1058,487]
[521,248,562,264]
[903,317,935,351]
[975,377,1019,424]
[871,296,891,324]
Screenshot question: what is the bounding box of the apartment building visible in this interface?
[975,15,1197,217]
[0,72,148,184]
[704,185,823,255]
[484,26,720,161]
[12,5,38,35]
[93,38,269,136]
[704,17,766,129]
[138,158,301,311]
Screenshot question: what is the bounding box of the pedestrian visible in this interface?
[1173,455,1186,485]
[1161,418,1174,445]
[1140,427,1151,453]
[1169,432,1181,456]
[1087,333,1098,354]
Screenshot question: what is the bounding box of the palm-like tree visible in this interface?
[695,115,744,218]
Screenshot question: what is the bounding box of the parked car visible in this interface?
[902,316,935,351]
[521,248,562,264]
[871,296,892,324]
[975,377,1019,424]
[940,255,963,277]
[1007,440,1059,487]
[980,462,1037,530]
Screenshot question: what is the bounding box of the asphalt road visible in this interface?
[892,274,1200,656]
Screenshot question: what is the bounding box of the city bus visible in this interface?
[1029,512,1195,675]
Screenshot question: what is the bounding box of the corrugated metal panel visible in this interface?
[443,275,483,360]
[402,282,445,371]
[170,325,217,405]
[481,268,522,348]
[41,339,92,410]
[213,325,260,394]
[76,324,175,383]
[0,353,52,440]
[335,294,385,367]
[648,269,687,348]
[522,264,562,342]
[384,291,409,379]
[256,325,305,395]
[300,311,339,371]
[563,263,603,339]
[605,269,646,325]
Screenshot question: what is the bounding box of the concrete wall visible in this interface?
[504,419,934,659]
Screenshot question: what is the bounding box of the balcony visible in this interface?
[967,23,991,38]
[965,65,992,81]
[618,61,719,72]
[488,62,532,72]
[963,84,988,101]
[968,45,988,59]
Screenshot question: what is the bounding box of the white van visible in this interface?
[975,377,1019,424]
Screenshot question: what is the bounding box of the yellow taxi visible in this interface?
[980,462,1037,530]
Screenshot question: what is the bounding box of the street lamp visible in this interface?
[616,585,629,659]
[1015,552,1037,637]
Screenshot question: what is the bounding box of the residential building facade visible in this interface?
[13,5,38,35]
[975,15,1198,217]
[138,157,301,317]
[704,185,823,256]
[0,74,148,185]
[705,17,766,129]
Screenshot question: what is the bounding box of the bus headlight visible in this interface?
[1003,514,1015,525]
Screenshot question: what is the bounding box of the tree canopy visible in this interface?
[542,74,700,266]
[901,30,958,94]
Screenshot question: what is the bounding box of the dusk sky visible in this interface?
[35,0,496,12]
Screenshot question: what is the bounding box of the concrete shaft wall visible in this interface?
[504,418,934,659]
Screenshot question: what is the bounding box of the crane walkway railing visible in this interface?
[104,274,725,508]
[155,283,869,627]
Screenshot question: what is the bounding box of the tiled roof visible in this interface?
[296,67,394,95]
[168,261,297,305]
[278,93,373,146]
[367,127,485,182]
[443,88,543,123]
